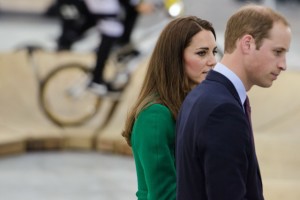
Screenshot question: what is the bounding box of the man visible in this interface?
[176,4,292,200]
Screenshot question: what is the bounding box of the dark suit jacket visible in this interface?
[176,70,264,200]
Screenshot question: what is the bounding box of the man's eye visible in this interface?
[274,50,283,56]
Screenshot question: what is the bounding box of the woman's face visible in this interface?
[184,30,217,84]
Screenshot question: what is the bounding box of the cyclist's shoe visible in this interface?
[87,82,123,100]
[116,42,140,63]
[117,49,140,63]
[87,82,108,96]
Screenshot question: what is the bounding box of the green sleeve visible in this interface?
[131,104,176,200]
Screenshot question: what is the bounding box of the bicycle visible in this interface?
[39,47,144,128]
[38,0,188,128]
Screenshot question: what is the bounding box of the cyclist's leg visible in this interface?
[76,0,96,37]
[57,19,79,50]
[91,34,117,85]
[57,0,94,50]
[88,16,124,96]
[56,0,82,50]
[116,3,141,62]
[118,3,139,45]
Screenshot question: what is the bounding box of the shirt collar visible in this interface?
[213,62,247,104]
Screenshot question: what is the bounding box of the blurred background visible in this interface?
[0,0,299,199]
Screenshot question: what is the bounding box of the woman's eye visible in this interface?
[196,51,206,56]
[213,50,218,55]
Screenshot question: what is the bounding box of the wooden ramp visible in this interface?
[0,50,112,151]
[249,71,300,200]
[0,51,62,151]
[249,71,300,133]
[255,132,300,199]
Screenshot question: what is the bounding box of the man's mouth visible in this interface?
[271,72,279,80]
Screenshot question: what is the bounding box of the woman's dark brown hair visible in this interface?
[122,16,216,146]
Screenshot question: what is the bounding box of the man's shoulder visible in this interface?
[189,80,231,101]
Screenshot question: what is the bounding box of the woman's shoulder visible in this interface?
[135,104,174,125]
[140,103,172,118]
[132,104,175,146]
[144,103,169,111]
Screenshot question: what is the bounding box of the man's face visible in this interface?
[247,22,292,88]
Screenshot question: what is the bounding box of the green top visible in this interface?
[131,104,176,200]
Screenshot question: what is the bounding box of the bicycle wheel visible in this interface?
[39,63,102,127]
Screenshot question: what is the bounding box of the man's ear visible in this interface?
[240,34,254,54]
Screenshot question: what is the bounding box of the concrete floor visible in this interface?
[0,151,137,200]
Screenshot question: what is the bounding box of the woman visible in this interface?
[122,16,217,200]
